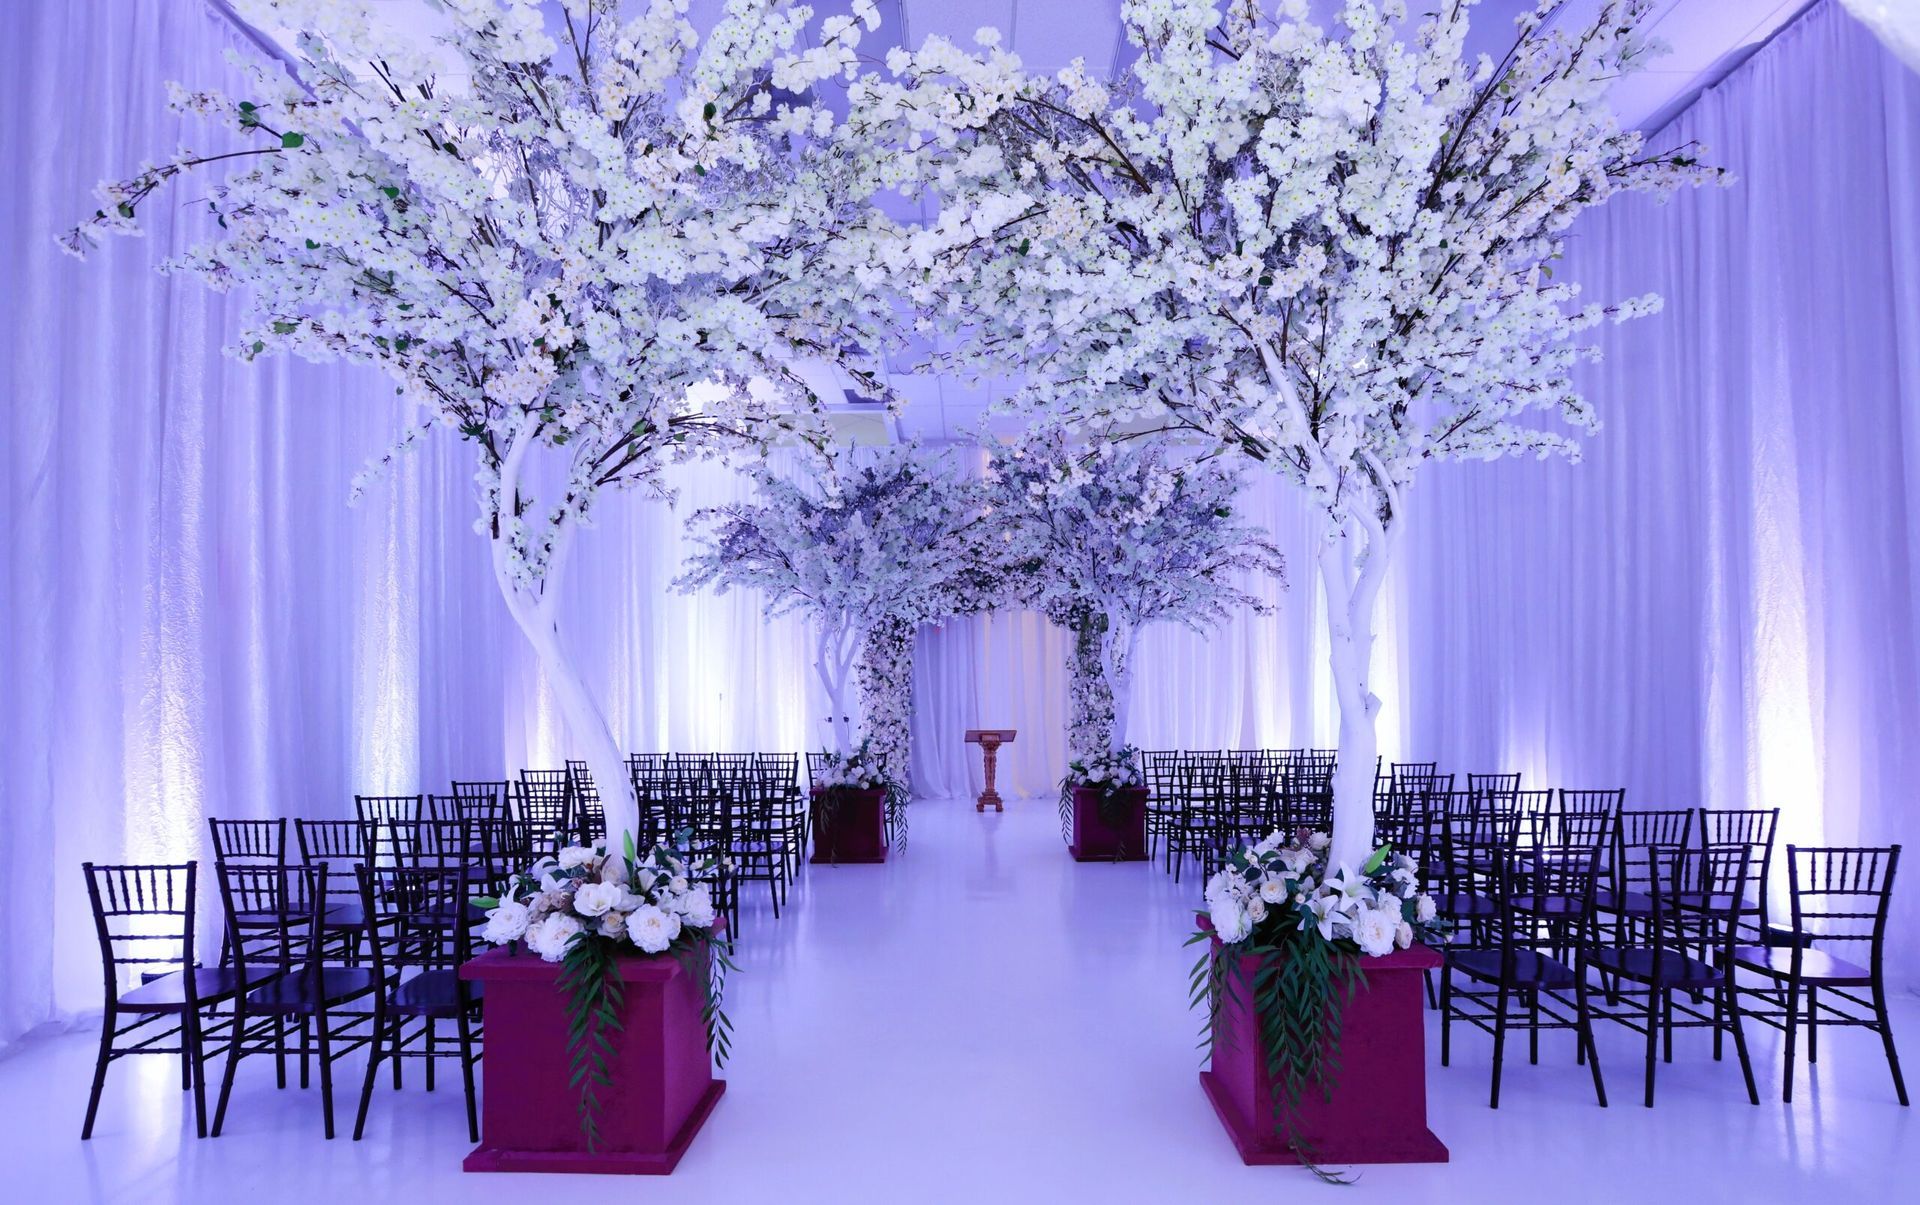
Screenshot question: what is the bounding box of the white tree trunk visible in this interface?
[486,424,638,849]
[1103,619,1138,755]
[1319,523,1393,875]
[815,617,861,757]
[515,610,637,849]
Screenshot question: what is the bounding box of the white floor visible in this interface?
[6,798,1914,1204]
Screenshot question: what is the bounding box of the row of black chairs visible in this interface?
[1415,795,1907,1110]
[82,858,482,1143]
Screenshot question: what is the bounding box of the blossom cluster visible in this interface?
[481,840,718,960]
[1204,829,1441,958]
[989,427,1285,755]
[678,444,988,757]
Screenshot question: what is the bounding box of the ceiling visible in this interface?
[228,0,1814,443]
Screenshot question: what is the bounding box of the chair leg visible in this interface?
[1806,986,1818,1065]
[1490,981,1511,1109]
[186,1009,210,1139]
[1782,977,1801,1104]
[211,1013,247,1138]
[273,1015,287,1090]
[1643,986,1661,1108]
[316,1010,337,1140]
[1663,989,1675,1064]
[353,1009,390,1141]
[1725,983,1759,1105]
[1871,981,1909,1106]
[425,1017,436,1092]
[1528,990,1540,1065]
[1577,974,1607,1107]
[1439,965,1453,1067]
[300,1015,312,1089]
[456,1008,480,1144]
[80,1011,116,1140]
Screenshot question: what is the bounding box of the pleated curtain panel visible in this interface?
[3,0,1919,1050]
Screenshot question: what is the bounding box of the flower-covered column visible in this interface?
[1066,613,1115,762]
[855,614,916,790]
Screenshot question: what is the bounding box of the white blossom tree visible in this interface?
[858,0,1722,870]
[675,444,988,765]
[989,429,1286,759]
[62,0,907,845]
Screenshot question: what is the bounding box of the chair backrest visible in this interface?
[1467,772,1522,798]
[1613,808,1693,893]
[357,864,472,978]
[451,779,511,811]
[216,861,326,989]
[1784,845,1901,964]
[295,818,366,864]
[1555,789,1622,847]
[207,817,286,865]
[356,794,421,827]
[83,862,198,1001]
[1699,805,1778,892]
[519,770,574,850]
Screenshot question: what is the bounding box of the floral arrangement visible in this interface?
[809,738,908,859]
[1190,830,1443,1168]
[857,0,1725,875]
[1059,745,1147,854]
[477,834,734,1152]
[989,428,1285,761]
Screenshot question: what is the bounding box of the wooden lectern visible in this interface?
[964,729,1016,812]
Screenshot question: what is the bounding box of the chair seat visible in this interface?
[245,966,380,1011]
[1435,891,1497,919]
[1592,946,1723,987]
[322,901,367,929]
[1671,891,1761,915]
[392,969,484,1015]
[1592,889,1656,916]
[1733,945,1873,985]
[1508,894,1589,918]
[1448,948,1580,989]
[119,965,279,1011]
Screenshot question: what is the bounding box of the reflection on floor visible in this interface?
[8,798,1913,1203]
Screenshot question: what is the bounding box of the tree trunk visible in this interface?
[815,617,860,758]
[514,612,638,849]
[1102,618,1138,755]
[1319,524,1392,875]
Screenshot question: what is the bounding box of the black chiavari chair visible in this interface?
[80,862,267,1139]
[1683,808,1780,943]
[210,862,378,1138]
[1597,809,1694,944]
[295,819,372,954]
[352,864,482,1141]
[1441,836,1609,1108]
[1592,845,1759,1106]
[516,771,573,852]
[1734,844,1906,1105]
[356,795,422,866]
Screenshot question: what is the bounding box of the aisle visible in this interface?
[6,799,1911,1203]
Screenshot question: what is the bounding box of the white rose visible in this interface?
[1415,894,1437,923]
[527,913,583,963]
[1351,907,1398,958]
[1396,921,1414,949]
[481,899,530,944]
[573,881,624,918]
[598,911,628,940]
[557,846,596,870]
[1212,901,1252,944]
[1307,832,1331,851]
[1279,846,1315,874]
[626,904,682,954]
[679,885,716,929]
[1258,876,1288,904]
[1246,897,1269,924]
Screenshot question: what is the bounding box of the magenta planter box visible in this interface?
[809,786,888,863]
[459,941,724,1174]
[1199,933,1448,1166]
[1068,785,1148,861]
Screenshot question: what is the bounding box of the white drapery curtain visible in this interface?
[5,0,1919,1048]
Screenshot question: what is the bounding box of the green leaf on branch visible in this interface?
[281,131,305,148]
